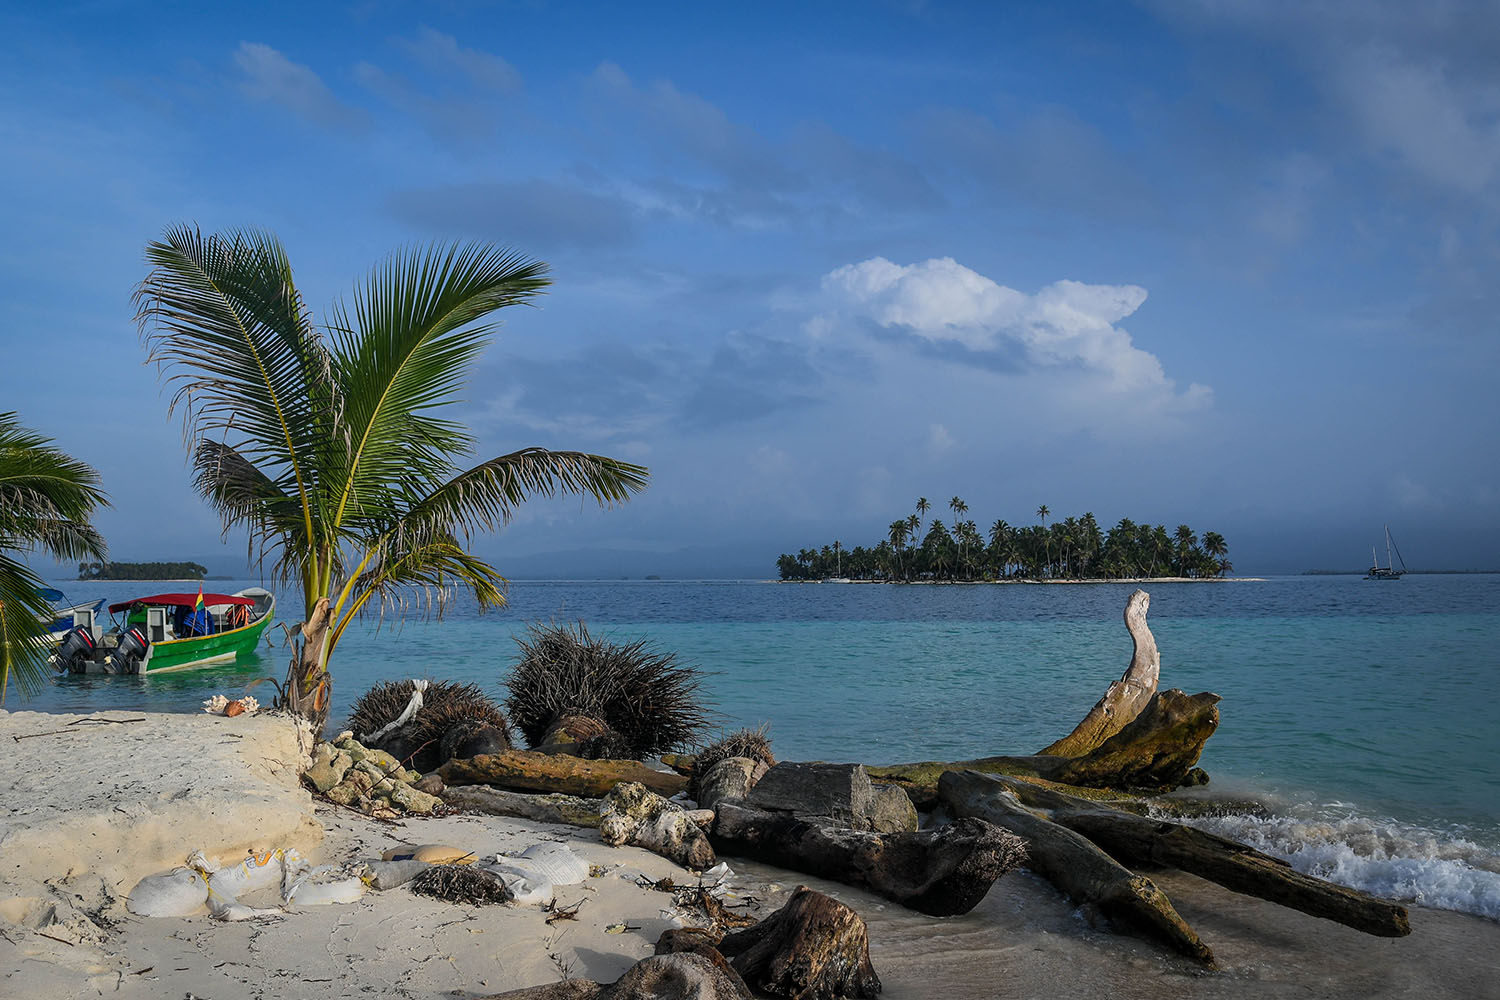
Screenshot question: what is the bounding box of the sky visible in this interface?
[2,0,1498,577]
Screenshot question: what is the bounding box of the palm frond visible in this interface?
[399,448,650,546]
[134,226,332,531]
[0,412,109,560]
[327,243,550,530]
[0,552,60,703]
[192,439,318,581]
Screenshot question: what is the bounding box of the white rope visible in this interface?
[362,679,429,744]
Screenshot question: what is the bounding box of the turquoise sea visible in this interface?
[23,574,1500,920]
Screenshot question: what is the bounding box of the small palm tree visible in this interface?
[915,497,930,534]
[135,226,648,731]
[0,414,108,702]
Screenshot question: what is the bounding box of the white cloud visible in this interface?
[400,27,520,93]
[233,43,364,130]
[927,423,954,454]
[822,256,1208,405]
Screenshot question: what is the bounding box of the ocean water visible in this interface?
[22,574,1500,920]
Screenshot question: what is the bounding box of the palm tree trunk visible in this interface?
[280,596,333,734]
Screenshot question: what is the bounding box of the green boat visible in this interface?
[51,588,275,675]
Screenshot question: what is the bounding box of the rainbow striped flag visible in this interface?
[195,586,204,611]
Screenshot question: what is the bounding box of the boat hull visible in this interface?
[140,611,273,674]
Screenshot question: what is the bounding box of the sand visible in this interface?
[1,709,1496,999]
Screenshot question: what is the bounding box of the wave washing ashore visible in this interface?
[8,574,1497,996]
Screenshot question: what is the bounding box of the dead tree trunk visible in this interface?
[439,749,687,798]
[712,802,1025,916]
[1040,588,1159,756]
[867,689,1221,808]
[938,770,1216,967]
[717,886,882,1000]
[986,774,1410,937]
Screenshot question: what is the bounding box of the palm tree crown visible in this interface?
[135,226,648,726]
[0,413,108,702]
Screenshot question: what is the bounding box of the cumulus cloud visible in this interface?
[400,27,520,93]
[822,256,1209,406]
[233,43,365,130]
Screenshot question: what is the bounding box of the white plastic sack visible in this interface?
[205,885,283,922]
[208,849,286,898]
[285,866,366,906]
[362,859,429,891]
[128,868,209,917]
[493,843,589,886]
[481,863,553,905]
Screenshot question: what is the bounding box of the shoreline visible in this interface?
[777,575,1268,584]
[2,709,1494,999]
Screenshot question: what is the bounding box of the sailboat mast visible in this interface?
[1385,525,1393,570]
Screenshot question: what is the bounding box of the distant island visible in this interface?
[77,560,208,581]
[778,498,1231,582]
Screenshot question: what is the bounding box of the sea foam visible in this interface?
[1170,808,1500,921]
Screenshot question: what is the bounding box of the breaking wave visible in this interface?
[1166,804,1500,921]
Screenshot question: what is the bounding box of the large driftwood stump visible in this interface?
[439,749,687,799]
[989,775,1411,937]
[1040,588,1159,756]
[713,803,1024,916]
[938,770,1216,967]
[483,952,752,999]
[717,886,881,1000]
[867,688,1220,807]
[745,763,916,834]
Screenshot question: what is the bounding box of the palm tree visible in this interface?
[135,227,648,731]
[1035,505,1051,577]
[915,497,930,534]
[0,413,108,702]
[888,520,909,580]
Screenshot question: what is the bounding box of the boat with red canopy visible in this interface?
[52,588,275,675]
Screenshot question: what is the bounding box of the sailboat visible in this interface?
[1365,525,1407,580]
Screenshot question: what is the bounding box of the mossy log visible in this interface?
[1040,588,1160,756]
[868,689,1220,808]
[988,774,1411,937]
[439,749,687,799]
[717,886,881,999]
[938,770,1216,967]
[440,785,602,827]
[712,802,1025,917]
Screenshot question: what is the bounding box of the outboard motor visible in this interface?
[105,626,151,675]
[50,626,97,673]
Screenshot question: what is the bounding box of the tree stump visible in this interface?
[1040,588,1159,756]
[717,886,881,1000]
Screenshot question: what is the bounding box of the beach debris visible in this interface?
[361,859,430,890]
[745,763,917,834]
[484,843,591,906]
[693,758,758,813]
[346,679,512,773]
[1040,588,1160,757]
[283,863,367,907]
[201,694,259,716]
[126,868,209,918]
[408,864,513,906]
[716,886,881,1000]
[601,781,716,871]
[943,771,1412,939]
[504,620,709,760]
[440,784,602,828]
[543,898,586,924]
[439,747,688,799]
[381,844,475,864]
[712,804,1025,917]
[935,770,1215,967]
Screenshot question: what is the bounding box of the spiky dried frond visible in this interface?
[697,725,776,775]
[345,679,508,746]
[504,621,710,759]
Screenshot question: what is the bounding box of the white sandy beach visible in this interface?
[1,709,1495,1000]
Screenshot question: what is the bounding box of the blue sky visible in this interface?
[2,1,1497,576]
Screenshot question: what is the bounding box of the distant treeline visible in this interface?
[77,561,208,580]
[778,498,1231,582]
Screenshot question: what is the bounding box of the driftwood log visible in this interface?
[716,886,881,1000]
[938,770,1216,967]
[713,802,1025,916]
[441,785,602,827]
[1040,588,1160,756]
[867,689,1219,808]
[985,774,1410,936]
[438,749,688,799]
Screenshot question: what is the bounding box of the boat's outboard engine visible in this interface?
[105,626,151,675]
[50,626,97,673]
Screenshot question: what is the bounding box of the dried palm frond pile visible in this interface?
[408,864,513,906]
[690,724,776,800]
[505,621,710,760]
[346,679,511,772]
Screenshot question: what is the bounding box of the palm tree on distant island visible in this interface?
[0,413,108,703]
[135,226,648,730]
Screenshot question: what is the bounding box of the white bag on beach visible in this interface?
[284,865,367,906]
[205,886,283,922]
[482,864,553,906]
[127,868,209,917]
[495,843,589,885]
[208,849,286,898]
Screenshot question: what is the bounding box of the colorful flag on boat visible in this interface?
[195,585,204,611]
